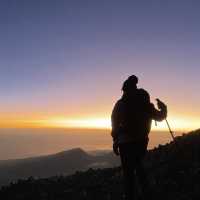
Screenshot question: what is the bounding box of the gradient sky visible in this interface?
[0,0,200,130]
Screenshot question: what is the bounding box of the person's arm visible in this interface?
[111,101,122,155]
[111,101,120,144]
[151,99,167,121]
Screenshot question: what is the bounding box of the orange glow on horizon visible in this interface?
[30,118,111,129]
[0,115,199,132]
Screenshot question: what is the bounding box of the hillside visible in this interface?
[1,129,200,200]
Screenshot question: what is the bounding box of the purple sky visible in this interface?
[0,0,199,130]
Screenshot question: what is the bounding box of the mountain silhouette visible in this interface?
[0,148,119,187]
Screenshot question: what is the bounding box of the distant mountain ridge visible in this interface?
[0,147,119,187]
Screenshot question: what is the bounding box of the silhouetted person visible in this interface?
[111,75,167,200]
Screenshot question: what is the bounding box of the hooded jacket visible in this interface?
[111,88,167,144]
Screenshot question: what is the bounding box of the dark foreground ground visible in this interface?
[1,129,200,200]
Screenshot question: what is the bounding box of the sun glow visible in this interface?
[152,115,200,132]
[0,115,199,131]
[36,115,199,131]
[27,117,112,129]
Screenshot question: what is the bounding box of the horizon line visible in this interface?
[0,117,198,132]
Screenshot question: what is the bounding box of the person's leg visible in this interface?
[135,143,152,199]
[135,160,148,193]
[119,143,136,200]
[136,160,154,200]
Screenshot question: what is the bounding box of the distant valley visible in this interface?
[0,148,120,187]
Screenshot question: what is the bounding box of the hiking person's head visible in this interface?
[122,75,138,93]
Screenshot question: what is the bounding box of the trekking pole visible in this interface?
[156,98,176,142]
[165,119,176,141]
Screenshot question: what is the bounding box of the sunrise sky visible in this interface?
[0,1,200,131]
